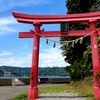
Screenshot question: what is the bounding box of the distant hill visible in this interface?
[0,66,69,77]
[0,66,30,76]
[38,67,69,76]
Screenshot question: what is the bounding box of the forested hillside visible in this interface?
[0,66,69,77]
[39,67,69,76]
[0,68,4,76]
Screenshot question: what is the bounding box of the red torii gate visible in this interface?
[12,11,100,99]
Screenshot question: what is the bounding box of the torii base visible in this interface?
[94,87,100,99]
[28,86,38,100]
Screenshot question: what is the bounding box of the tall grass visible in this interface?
[69,77,94,97]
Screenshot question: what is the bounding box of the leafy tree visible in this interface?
[90,0,100,11]
[61,0,99,80]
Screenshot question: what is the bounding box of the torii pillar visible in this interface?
[89,20,100,98]
[28,23,41,99]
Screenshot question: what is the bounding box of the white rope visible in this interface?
[33,28,98,44]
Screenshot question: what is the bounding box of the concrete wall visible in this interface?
[39,77,71,84]
[0,77,71,86]
[47,78,71,84]
[18,78,30,85]
[0,79,14,86]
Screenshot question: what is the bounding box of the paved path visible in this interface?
[38,92,86,100]
[0,84,66,100]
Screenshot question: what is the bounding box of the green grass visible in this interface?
[12,77,99,100]
[39,85,72,94]
[12,85,72,100]
[12,92,27,100]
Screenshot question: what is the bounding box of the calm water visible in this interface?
[38,76,70,78]
[0,76,70,79]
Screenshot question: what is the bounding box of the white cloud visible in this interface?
[39,47,69,67]
[0,16,18,35]
[0,56,31,67]
[0,16,30,35]
[0,17,16,25]
[0,50,12,56]
[0,47,69,67]
[0,0,51,12]
[21,43,28,48]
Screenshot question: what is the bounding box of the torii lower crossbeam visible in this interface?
[19,28,100,38]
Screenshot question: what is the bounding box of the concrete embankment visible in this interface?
[0,77,71,86]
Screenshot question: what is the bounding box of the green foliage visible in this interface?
[0,68,4,76]
[0,66,30,76]
[61,0,99,80]
[11,71,22,76]
[39,67,69,76]
[90,0,100,12]
[66,0,96,14]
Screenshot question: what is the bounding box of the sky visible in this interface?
[0,0,69,68]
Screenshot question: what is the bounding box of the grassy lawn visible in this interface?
[12,77,98,100]
[12,85,72,100]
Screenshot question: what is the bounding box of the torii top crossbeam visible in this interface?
[12,11,100,38]
[12,11,100,24]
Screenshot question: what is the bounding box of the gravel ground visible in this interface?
[37,92,87,100]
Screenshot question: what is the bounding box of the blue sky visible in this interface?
[0,0,69,67]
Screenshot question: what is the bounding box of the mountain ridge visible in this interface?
[0,66,69,77]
